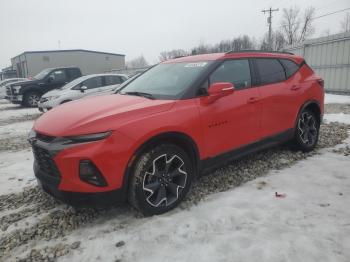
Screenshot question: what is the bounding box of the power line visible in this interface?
[262,7,279,50]
[313,7,350,20]
[280,7,350,28]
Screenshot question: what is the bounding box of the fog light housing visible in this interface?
[79,160,108,187]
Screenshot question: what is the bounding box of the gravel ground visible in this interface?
[325,103,350,114]
[0,102,349,261]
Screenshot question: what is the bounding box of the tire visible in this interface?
[23,91,41,107]
[292,109,320,152]
[128,144,193,216]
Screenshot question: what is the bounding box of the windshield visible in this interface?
[119,61,212,99]
[34,68,52,80]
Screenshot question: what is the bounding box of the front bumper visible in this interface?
[6,94,23,103]
[38,99,56,111]
[34,162,126,207]
[29,130,135,207]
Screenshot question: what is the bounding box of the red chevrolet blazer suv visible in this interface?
[28,51,324,215]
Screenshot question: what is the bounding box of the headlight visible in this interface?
[13,86,21,94]
[27,130,111,146]
[63,131,112,144]
[46,95,60,100]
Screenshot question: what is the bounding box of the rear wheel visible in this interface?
[23,91,41,107]
[293,109,319,152]
[128,144,193,216]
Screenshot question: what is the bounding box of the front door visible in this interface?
[46,69,69,91]
[198,59,261,158]
[79,76,104,98]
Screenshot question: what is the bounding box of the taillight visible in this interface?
[317,79,324,88]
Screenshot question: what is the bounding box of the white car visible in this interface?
[38,73,128,111]
[0,78,27,98]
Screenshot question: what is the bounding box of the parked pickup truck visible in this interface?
[6,67,82,107]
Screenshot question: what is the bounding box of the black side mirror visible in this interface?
[47,76,54,83]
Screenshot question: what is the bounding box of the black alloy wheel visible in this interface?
[128,144,193,216]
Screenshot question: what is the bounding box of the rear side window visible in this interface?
[210,59,251,89]
[104,75,124,85]
[279,59,299,78]
[255,59,286,85]
[66,68,81,80]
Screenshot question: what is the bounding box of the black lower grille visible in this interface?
[32,145,61,178]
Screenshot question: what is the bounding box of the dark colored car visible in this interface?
[29,51,324,215]
[6,67,82,107]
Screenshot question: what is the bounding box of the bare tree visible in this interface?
[281,6,301,45]
[126,55,149,68]
[260,30,286,51]
[190,35,256,55]
[159,49,188,61]
[280,6,315,46]
[340,13,350,33]
[298,7,315,43]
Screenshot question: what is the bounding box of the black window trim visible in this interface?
[278,58,301,80]
[193,58,255,98]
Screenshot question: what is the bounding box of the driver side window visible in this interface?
[209,59,251,90]
[82,76,103,89]
[48,70,67,83]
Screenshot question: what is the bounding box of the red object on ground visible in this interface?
[275,192,287,198]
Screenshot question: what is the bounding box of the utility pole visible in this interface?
[262,7,279,50]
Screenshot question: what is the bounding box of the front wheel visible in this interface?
[128,144,193,216]
[23,91,41,107]
[292,109,319,152]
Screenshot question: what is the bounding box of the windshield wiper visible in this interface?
[123,91,155,99]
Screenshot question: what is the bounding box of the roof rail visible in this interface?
[225,50,294,55]
[173,55,187,59]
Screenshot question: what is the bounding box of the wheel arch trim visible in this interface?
[294,100,322,128]
[122,131,200,195]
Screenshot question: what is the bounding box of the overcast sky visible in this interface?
[0,0,349,69]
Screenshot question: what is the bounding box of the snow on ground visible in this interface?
[325,93,350,104]
[324,113,350,125]
[0,120,34,137]
[60,146,350,262]
[0,150,35,194]
[0,100,39,122]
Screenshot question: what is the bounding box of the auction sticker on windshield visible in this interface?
[184,62,207,68]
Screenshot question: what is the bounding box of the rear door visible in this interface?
[198,59,261,158]
[254,58,301,138]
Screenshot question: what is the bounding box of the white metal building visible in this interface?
[285,31,350,93]
[10,49,125,78]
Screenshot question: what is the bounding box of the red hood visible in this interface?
[34,94,175,136]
